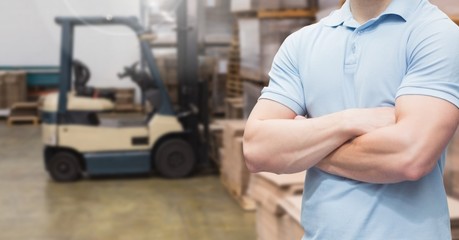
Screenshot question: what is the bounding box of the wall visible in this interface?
[0,0,141,92]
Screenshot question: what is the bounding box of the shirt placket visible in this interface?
[343,28,362,108]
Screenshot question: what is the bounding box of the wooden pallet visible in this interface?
[7,116,40,126]
[239,67,270,84]
[7,102,40,126]
[225,97,244,119]
[257,9,316,19]
[234,7,317,20]
[226,21,244,99]
[244,77,268,88]
[221,173,256,211]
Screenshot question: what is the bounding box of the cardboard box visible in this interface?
[445,128,459,199]
[278,196,304,240]
[243,81,263,119]
[211,59,228,115]
[221,120,247,196]
[0,72,6,109]
[225,97,244,119]
[156,53,178,85]
[3,71,27,109]
[448,196,459,240]
[218,119,255,210]
[231,0,311,12]
[203,0,233,43]
[238,18,312,82]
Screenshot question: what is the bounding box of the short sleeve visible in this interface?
[396,20,459,108]
[259,32,307,115]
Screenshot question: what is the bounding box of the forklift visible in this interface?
[41,13,209,182]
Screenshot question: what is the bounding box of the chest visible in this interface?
[299,25,408,116]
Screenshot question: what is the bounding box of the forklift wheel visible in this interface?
[154,139,196,178]
[49,152,82,182]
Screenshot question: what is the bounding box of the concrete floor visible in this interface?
[0,121,255,240]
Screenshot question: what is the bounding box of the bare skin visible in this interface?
[243,99,395,174]
[313,96,458,183]
[350,0,392,24]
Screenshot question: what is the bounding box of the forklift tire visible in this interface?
[48,152,82,182]
[154,138,196,178]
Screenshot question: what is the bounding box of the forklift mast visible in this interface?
[175,0,210,166]
[176,0,199,110]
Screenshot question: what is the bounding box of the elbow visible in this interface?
[391,133,435,182]
[398,153,436,182]
[242,123,285,174]
[242,137,264,173]
[243,123,270,173]
[243,134,281,173]
[400,167,427,182]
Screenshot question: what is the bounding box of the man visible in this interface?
[243,0,459,239]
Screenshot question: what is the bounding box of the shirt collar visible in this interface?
[322,0,422,27]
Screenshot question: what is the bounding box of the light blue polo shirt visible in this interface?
[260,0,459,239]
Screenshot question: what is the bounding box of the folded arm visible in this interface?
[243,99,395,174]
[316,95,459,183]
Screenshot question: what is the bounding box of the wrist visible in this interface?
[340,109,364,137]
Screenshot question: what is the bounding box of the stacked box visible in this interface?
[231,0,311,12]
[243,81,263,119]
[203,0,233,45]
[114,88,136,111]
[248,172,306,240]
[218,119,255,210]
[445,128,459,199]
[448,197,459,240]
[156,53,178,86]
[0,72,6,109]
[156,54,220,106]
[221,120,247,194]
[278,196,304,240]
[225,97,244,119]
[3,71,27,109]
[209,121,225,165]
[238,18,312,82]
[212,59,227,115]
[155,53,178,104]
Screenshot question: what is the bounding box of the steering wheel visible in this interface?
[118,62,139,79]
[73,59,91,87]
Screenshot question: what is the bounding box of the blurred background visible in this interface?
[0,0,458,239]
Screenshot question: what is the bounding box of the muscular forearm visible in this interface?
[317,97,458,184]
[317,124,414,183]
[244,113,355,174]
[244,106,395,174]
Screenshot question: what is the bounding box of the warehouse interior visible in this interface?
[0,0,459,239]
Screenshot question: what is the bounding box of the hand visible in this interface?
[343,107,395,136]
